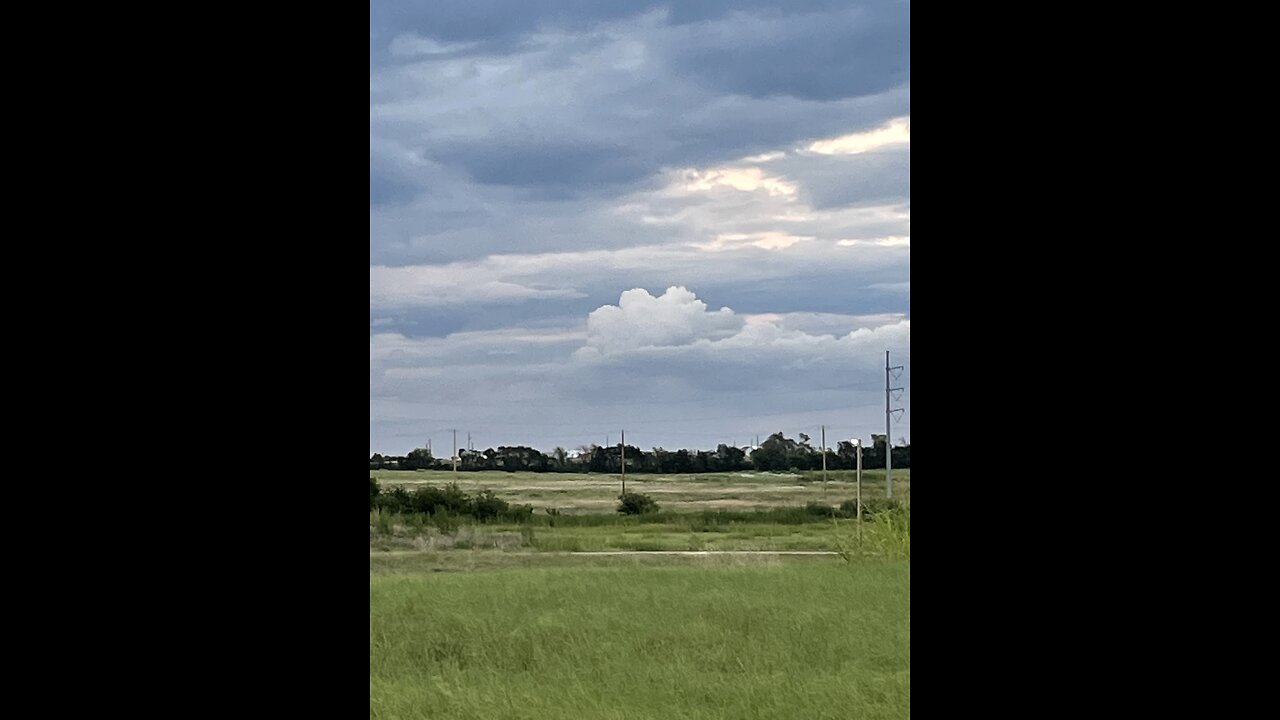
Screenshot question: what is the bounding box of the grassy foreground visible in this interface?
[370,559,910,719]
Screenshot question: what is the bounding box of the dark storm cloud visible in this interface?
[370,1,910,230]
[667,4,909,101]
[369,1,907,63]
[431,140,655,196]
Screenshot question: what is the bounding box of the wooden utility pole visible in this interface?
[620,429,626,496]
[821,425,828,501]
[856,438,864,544]
[452,429,458,480]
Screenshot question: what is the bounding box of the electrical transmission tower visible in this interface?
[886,351,905,498]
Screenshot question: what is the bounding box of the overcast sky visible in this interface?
[371,1,909,456]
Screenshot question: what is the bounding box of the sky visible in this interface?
[370,1,909,456]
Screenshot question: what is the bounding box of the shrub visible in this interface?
[433,511,460,534]
[503,504,535,522]
[371,508,393,535]
[411,486,449,515]
[861,498,904,519]
[519,524,537,546]
[375,486,412,514]
[440,483,471,514]
[617,492,660,515]
[805,501,836,517]
[369,477,380,510]
[470,490,510,521]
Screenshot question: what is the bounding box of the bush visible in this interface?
[504,504,535,523]
[375,486,412,514]
[861,498,904,519]
[371,508,393,535]
[411,486,448,515]
[617,492,660,515]
[434,512,460,534]
[470,490,510,521]
[368,480,537,525]
[441,483,472,514]
[805,501,836,517]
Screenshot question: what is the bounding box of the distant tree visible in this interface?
[493,446,546,472]
[366,435,907,475]
[716,444,747,470]
[793,433,824,470]
[892,442,910,469]
[573,445,594,471]
[870,434,888,469]
[835,441,859,469]
[589,446,609,473]
[459,448,485,471]
[403,447,434,470]
[692,451,710,473]
[752,432,798,471]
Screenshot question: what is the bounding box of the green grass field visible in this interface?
[370,469,911,553]
[371,469,911,514]
[370,556,910,719]
[370,517,863,552]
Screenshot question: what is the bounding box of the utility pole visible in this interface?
[467,432,471,452]
[821,425,827,501]
[886,351,904,498]
[620,430,626,496]
[452,429,458,480]
[856,437,863,544]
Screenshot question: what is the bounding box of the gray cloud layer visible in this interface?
[370,2,910,454]
[373,288,909,454]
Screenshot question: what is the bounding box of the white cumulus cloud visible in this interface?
[582,287,743,355]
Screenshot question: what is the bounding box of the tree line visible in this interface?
[370,432,910,473]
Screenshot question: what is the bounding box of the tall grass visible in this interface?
[372,503,911,553]
[833,506,911,563]
[370,561,909,719]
